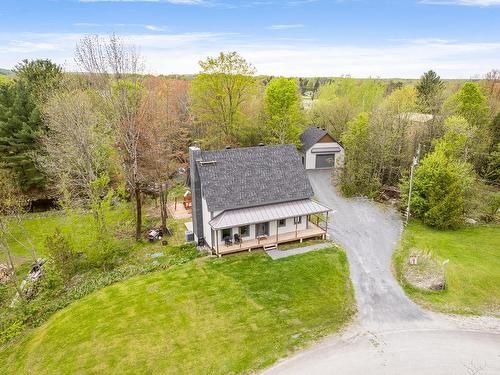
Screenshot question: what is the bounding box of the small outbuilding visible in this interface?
[299,127,344,170]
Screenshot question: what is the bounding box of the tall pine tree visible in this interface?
[0,59,62,191]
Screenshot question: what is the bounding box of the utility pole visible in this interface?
[405,143,421,225]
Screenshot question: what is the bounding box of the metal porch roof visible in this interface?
[209,199,332,230]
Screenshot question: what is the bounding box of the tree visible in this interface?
[263,77,304,146]
[0,59,62,191]
[416,70,444,114]
[75,34,146,241]
[402,148,473,229]
[311,77,384,139]
[434,116,473,160]
[482,69,500,115]
[112,79,147,240]
[140,77,191,233]
[38,90,114,203]
[452,82,489,128]
[190,52,256,148]
[370,85,418,187]
[340,113,380,196]
[13,59,63,104]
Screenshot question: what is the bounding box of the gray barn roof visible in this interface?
[196,144,314,212]
[300,126,338,153]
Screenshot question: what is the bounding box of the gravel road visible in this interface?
[263,170,500,375]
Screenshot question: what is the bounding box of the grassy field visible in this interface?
[2,202,189,263]
[0,248,355,374]
[393,221,500,316]
[2,205,134,262]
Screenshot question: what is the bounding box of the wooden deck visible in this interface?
[216,222,326,256]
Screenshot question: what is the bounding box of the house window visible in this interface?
[239,225,250,237]
[222,228,232,239]
[294,216,302,224]
[278,219,286,228]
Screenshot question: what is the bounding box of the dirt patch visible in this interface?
[403,248,445,290]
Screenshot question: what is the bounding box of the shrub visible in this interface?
[44,229,80,283]
[402,149,474,229]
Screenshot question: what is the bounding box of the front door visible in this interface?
[255,222,269,237]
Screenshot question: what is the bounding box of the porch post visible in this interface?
[325,211,329,236]
[276,221,279,243]
[216,229,219,255]
[295,221,298,238]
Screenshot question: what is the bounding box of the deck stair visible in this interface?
[263,243,278,251]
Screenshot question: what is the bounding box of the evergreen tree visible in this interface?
[0,82,44,189]
[403,130,474,229]
[0,59,62,190]
[416,70,444,114]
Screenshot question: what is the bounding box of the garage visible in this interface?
[315,153,335,168]
[300,127,344,170]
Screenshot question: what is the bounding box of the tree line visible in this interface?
[0,34,499,236]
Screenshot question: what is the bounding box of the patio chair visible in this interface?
[234,233,241,244]
[224,237,233,246]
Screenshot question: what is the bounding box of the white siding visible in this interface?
[305,142,344,170]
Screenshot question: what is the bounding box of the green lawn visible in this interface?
[393,221,500,316]
[0,248,355,374]
[2,205,134,262]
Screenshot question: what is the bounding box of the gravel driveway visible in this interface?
[263,170,500,375]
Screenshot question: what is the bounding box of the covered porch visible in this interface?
[216,221,327,255]
[209,199,331,256]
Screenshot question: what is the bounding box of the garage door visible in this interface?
[315,154,335,168]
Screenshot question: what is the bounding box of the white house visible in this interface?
[299,127,344,170]
[188,144,331,256]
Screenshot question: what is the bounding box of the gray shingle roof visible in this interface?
[299,126,329,152]
[196,144,314,212]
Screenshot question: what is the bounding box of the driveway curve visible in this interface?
[263,170,500,375]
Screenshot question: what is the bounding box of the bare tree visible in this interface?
[39,90,112,203]
[75,33,143,92]
[140,77,191,232]
[75,34,147,240]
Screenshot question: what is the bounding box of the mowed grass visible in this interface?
[0,248,354,374]
[394,221,500,316]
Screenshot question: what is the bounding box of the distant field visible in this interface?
[0,249,355,374]
[394,221,500,316]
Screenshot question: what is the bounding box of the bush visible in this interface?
[44,229,80,283]
[482,192,500,223]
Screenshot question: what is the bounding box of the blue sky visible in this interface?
[0,0,499,77]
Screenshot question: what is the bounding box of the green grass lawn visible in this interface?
[2,203,189,263]
[393,221,500,316]
[2,205,134,262]
[0,248,355,374]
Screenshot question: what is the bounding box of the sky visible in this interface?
[0,0,499,78]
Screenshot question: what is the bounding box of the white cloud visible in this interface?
[419,0,500,6]
[267,24,304,30]
[0,32,499,78]
[144,24,166,31]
